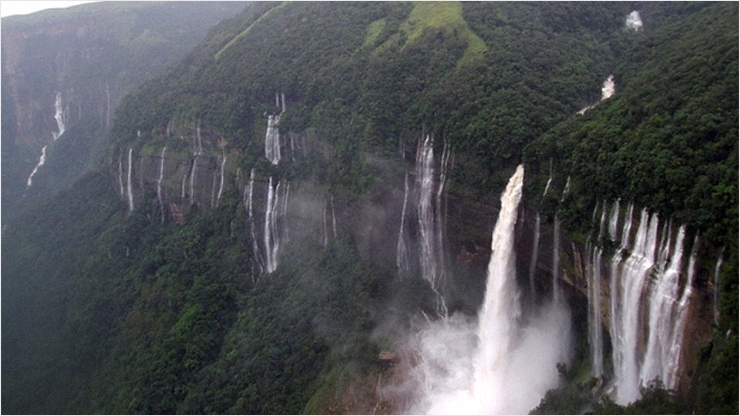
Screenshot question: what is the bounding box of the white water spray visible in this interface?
[625,11,643,31]
[407,165,571,415]
[578,75,617,115]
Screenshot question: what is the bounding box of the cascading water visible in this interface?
[263,177,288,274]
[625,11,643,31]
[415,135,450,315]
[528,214,541,296]
[126,148,134,212]
[245,169,263,277]
[472,165,526,405]
[157,147,167,222]
[216,151,226,205]
[595,202,699,404]
[189,158,198,205]
[397,171,411,278]
[405,165,571,415]
[552,218,562,303]
[264,177,279,273]
[27,92,66,188]
[578,75,617,115]
[712,253,724,325]
[118,155,125,197]
[265,92,285,165]
[611,208,659,403]
[587,244,604,378]
[265,115,281,165]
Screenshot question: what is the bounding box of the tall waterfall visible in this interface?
[27,92,67,188]
[245,169,263,277]
[473,165,525,404]
[263,177,289,274]
[126,148,134,212]
[591,202,698,404]
[157,147,167,222]
[587,244,604,378]
[415,135,450,314]
[406,165,571,415]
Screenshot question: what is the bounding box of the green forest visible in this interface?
[2,2,737,414]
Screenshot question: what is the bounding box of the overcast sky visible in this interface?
[1,1,99,18]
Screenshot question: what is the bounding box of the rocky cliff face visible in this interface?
[1,2,245,215]
[118,117,716,403]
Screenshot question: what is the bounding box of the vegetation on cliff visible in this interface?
[2,2,737,414]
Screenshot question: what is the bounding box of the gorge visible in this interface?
[2,2,737,414]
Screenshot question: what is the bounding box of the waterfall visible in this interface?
[265,92,285,165]
[611,208,659,403]
[601,75,615,100]
[265,115,281,165]
[322,202,328,248]
[26,92,67,188]
[552,218,562,303]
[210,171,218,207]
[216,151,226,205]
[560,176,571,202]
[473,165,525,403]
[118,155,125,196]
[330,194,337,239]
[625,11,643,31]
[52,92,66,140]
[588,244,604,378]
[665,243,697,386]
[126,148,134,212]
[189,158,198,205]
[528,214,541,295]
[542,160,553,196]
[406,165,570,415]
[416,135,449,313]
[602,202,698,404]
[26,146,48,188]
[578,75,617,115]
[263,177,287,274]
[712,253,724,325]
[397,171,411,278]
[181,172,187,200]
[157,147,166,222]
[245,169,263,277]
[639,226,686,386]
[608,199,621,241]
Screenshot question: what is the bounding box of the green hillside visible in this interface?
[2,2,737,414]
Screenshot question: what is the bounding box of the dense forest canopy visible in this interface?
[2,2,737,414]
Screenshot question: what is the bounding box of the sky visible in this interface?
[1,1,99,18]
